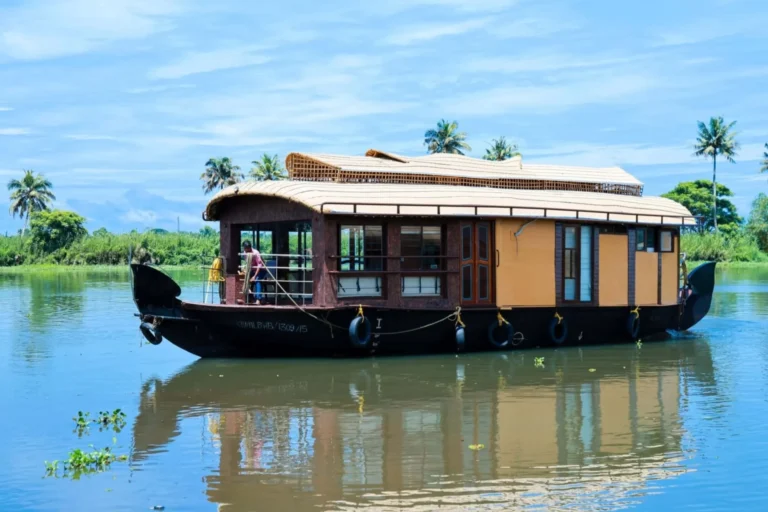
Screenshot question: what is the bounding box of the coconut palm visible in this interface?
[693,117,739,232]
[483,137,521,161]
[761,143,768,174]
[200,157,243,194]
[424,119,471,155]
[7,170,55,236]
[250,154,287,181]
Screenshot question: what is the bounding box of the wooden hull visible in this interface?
[131,264,713,359]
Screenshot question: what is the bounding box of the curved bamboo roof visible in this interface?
[204,180,695,225]
[285,150,643,196]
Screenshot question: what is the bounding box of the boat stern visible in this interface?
[677,261,717,331]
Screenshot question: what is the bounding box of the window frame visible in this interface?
[338,224,385,272]
[636,227,658,253]
[561,224,595,305]
[400,225,444,271]
[659,230,674,253]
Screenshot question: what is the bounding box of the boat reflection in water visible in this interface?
[132,341,717,511]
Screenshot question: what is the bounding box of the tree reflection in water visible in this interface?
[132,341,718,511]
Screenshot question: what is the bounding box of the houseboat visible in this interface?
[132,150,716,358]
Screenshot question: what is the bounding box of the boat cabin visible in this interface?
[203,150,695,311]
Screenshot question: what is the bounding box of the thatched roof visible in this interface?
[204,180,694,225]
[285,150,643,196]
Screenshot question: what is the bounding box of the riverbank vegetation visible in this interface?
[1,225,219,266]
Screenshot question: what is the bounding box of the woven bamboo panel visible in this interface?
[287,156,643,197]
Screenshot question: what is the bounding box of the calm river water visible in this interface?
[0,267,767,511]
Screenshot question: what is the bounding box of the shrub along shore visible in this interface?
[0,229,219,267]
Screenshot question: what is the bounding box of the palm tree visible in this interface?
[424,119,471,155]
[7,170,55,235]
[761,143,768,174]
[483,137,521,161]
[200,157,243,194]
[250,154,287,181]
[693,117,739,232]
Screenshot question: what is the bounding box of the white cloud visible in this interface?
[0,128,30,135]
[451,73,658,115]
[125,84,196,94]
[652,16,765,47]
[0,0,183,60]
[148,46,271,80]
[121,209,158,224]
[383,18,491,45]
[374,0,517,14]
[0,107,12,112]
[465,53,643,74]
[64,134,121,141]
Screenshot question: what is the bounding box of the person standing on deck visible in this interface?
[242,240,266,305]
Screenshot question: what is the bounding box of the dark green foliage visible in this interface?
[693,117,739,232]
[201,157,243,194]
[483,136,520,161]
[747,193,768,252]
[7,170,55,235]
[662,180,741,233]
[45,447,127,479]
[251,154,287,181]
[0,229,219,266]
[680,232,768,263]
[29,210,87,253]
[424,120,471,155]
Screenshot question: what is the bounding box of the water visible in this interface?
[0,267,767,511]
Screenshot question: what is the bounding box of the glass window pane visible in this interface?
[580,226,592,302]
[564,279,576,301]
[340,225,363,271]
[564,250,574,278]
[636,229,646,251]
[401,226,422,270]
[478,224,489,260]
[462,265,473,300]
[462,225,472,260]
[422,226,441,270]
[364,226,383,271]
[565,227,577,249]
[479,265,489,300]
[660,231,673,252]
[647,228,656,252]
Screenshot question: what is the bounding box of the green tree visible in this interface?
[7,170,56,236]
[693,117,739,232]
[424,119,471,155]
[662,180,742,234]
[761,142,768,174]
[250,154,287,181]
[29,210,87,253]
[747,193,768,252]
[483,136,521,161]
[199,226,218,237]
[200,157,243,194]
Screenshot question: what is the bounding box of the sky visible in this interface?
[1,0,767,234]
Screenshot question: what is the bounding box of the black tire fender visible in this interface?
[549,316,568,345]
[627,312,641,339]
[455,326,466,352]
[140,322,162,345]
[488,321,513,349]
[349,316,372,350]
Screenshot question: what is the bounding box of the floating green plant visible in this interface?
[636,339,643,349]
[95,409,127,433]
[73,411,90,437]
[534,357,545,368]
[45,447,127,479]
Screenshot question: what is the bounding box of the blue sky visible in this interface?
[1,0,767,233]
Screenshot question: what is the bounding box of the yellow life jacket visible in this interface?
[208,257,225,282]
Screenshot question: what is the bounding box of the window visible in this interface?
[401,226,442,270]
[660,230,673,252]
[339,225,383,271]
[562,225,593,303]
[338,225,384,298]
[636,227,657,252]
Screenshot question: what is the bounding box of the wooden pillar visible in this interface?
[627,227,636,305]
[387,220,402,308]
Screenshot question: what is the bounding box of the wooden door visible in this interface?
[461,221,493,305]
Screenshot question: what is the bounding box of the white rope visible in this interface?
[260,265,460,335]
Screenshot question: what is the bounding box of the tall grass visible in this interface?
[0,231,218,267]
[680,232,768,263]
